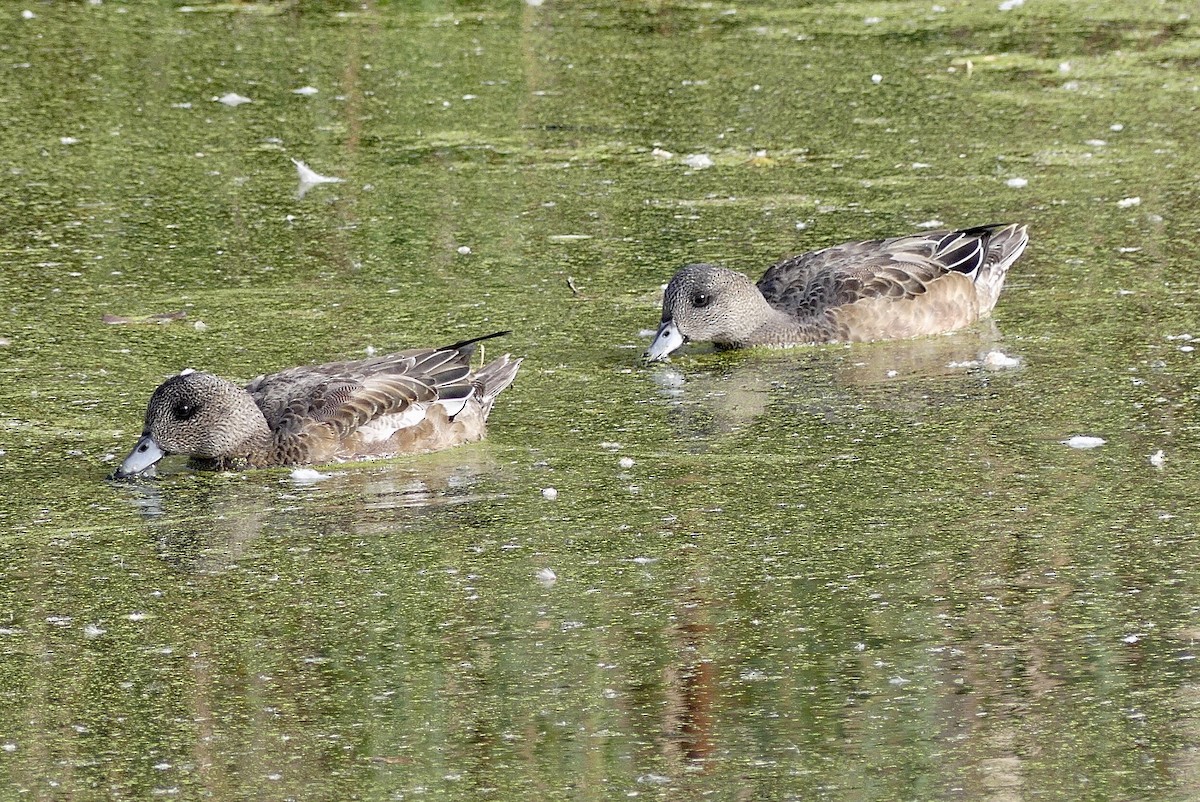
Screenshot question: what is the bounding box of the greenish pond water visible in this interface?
[2,1,1199,799]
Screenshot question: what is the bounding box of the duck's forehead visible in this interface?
[665,265,710,299]
[151,371,208,400]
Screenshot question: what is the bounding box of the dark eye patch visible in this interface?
[174,402,199,421]
[691,292,712,308]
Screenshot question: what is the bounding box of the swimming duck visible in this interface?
[644,223,1028,361]
[112,331,522,479]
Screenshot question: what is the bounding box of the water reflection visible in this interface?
[648,322,1011,438]
[112,456,501,574]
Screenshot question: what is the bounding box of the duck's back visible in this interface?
[756,223,1027,342]
[243,347,486,465]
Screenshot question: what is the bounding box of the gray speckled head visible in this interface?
[644,263,776,360]
[113,371,269,478]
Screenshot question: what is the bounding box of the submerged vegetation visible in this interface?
[0,1,1197,798]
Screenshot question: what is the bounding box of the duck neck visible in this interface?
[207,390,274,470]
[742,306,819,346]
[235,413,273,468]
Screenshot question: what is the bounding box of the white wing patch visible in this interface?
[354,397,473,443]
[357,405,428,443]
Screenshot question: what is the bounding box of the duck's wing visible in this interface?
[246,347,474,438]
[757,224,1026,339]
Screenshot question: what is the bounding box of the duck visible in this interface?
[112,331,522,479]
[644,223,1028,361]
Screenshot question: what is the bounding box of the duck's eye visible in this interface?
[691,292,712,309]
[173,402,199,421]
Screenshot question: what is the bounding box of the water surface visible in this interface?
[1,1,1198,799]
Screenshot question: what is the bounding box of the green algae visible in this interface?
[1,1,1199,799]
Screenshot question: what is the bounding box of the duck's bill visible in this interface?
[111,435,166,480]
[643,320,686,362]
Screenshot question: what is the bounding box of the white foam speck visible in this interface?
[1063,435,1105,449]
[1117,196,1141,208]
[290,468,329,484]
[1149,450,1166,468]
[651,147,673,160]
[916,219,945,229]
[619,456,634,469]
[983,350,1020,370]
[214,92,252,107]
[871,74,883,85]
[536,567,557,585]
[1005,177,1028,188]
[456,245,472,255]
[83,624,106,639]
[541,487,558,500]
[292,86,319,96]
[998,0,1024,9]
[682,153,714,169]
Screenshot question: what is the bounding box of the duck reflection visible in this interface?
[647,321,1010,439]
[112,454,501,573]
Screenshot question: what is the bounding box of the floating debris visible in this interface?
[871,73,883,85]
[682,153,714,169]
[650,147,674,160]
[214,92,252,107]
[618,456,634,469]
[456,245,472,255]
[1149,450,1166,468]
[1063,435,1106,449]
[1117,196,1141,208]
[536,567,557,586]
[290,468,330,484]
[541,487,559,500]
[292,86,319,96]
[1005,177,1028,188]
[983,350,1020,370]
[102,310,187,325]
[292,158,344,198]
